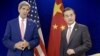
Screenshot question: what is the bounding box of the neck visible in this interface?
[68,22,76,26]
[21,17,25,19]
[68,23,73,26]
[19,15,27,19]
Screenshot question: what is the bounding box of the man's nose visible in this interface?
[68,16,71,19]
[24,10,28,13]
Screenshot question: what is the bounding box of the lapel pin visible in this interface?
[75,28,77,31]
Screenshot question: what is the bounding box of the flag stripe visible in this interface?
[38,28,45,45]
[39,37,47,56]
[38,28,46,56]
[34,48,39,56]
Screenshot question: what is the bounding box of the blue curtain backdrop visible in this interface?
[0,0,100,56]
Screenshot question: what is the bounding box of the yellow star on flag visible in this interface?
[53,24,58,30]
[53,3,62,16]
[60,25,66,31]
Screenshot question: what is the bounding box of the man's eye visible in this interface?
[65,15,68,17]
[70,14,73,16]
[22,8,25,10]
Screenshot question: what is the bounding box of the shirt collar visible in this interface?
[18,16,27,21]
[68,22,76,28]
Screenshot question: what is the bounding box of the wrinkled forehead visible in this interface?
[20,5,30,9]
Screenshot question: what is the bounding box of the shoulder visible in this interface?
[7,18,18,24]
[77,23,88,29]
[77,23,87,28]
[27,19,37,26]
[27,18,33,22]
[27,19,36,23]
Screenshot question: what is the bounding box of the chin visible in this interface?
[68,23,73,25]
[23,16,27,18]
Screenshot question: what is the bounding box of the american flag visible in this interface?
[28,0,47,56]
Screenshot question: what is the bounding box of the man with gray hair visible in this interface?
[2,1,39,56]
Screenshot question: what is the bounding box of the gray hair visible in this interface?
[18,1,31,9]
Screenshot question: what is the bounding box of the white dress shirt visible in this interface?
[67,22,76,34]
[18,16,27,37]
[67,22,76,43]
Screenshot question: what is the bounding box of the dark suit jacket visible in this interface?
[60,23,92,56]
[2,18,39,56]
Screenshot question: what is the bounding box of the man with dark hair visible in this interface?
[60,7,92,56]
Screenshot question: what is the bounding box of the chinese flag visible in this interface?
[47,0,67,56]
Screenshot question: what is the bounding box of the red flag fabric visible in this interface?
[47,0,67,56]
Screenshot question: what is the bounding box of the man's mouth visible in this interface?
[23,14,27,16]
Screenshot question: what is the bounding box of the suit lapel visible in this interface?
[15,18,32,40]
[63,28,67,42]
[15,18,22,40]
[63,27,69,46]
[24,19,31,40]
[69,23,78,44]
